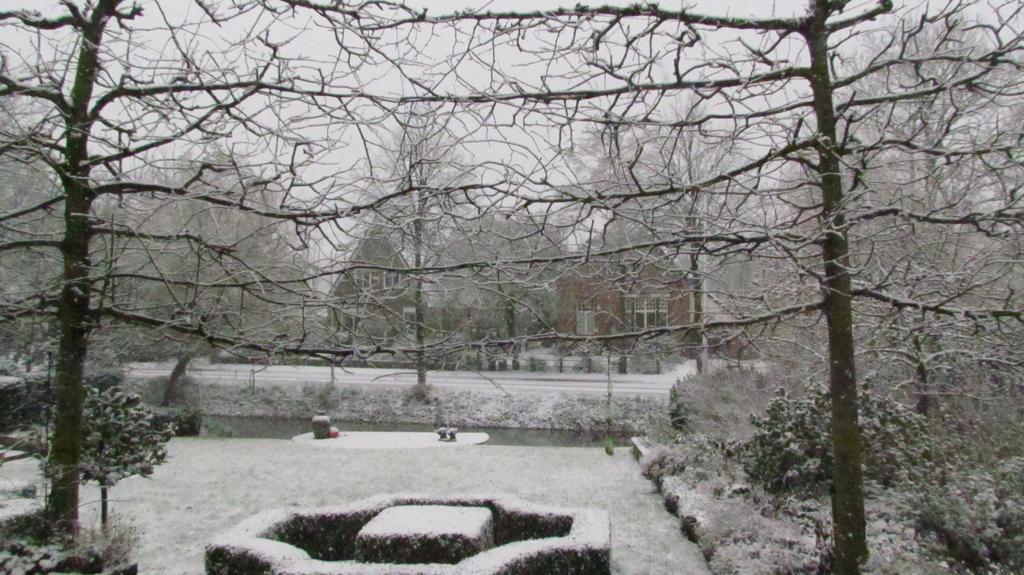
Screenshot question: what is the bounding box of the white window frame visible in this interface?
[353,269,376,289]
[626,295,668,329]
[576,302,597,335]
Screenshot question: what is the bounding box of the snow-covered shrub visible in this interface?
[0,513,138,574]
[71,520,140,572]
[74,386,174,526]
[742,386,931,494]
[694,496,819,574]
[79,386,173,486]
[151,406,202,437]
[0,375,49,433]
[665,367,775,442]
[639,446,688,490]
[668,381,688,430]
[918,457,1024,572]
[401,383,434,405]
[859,493,951,575]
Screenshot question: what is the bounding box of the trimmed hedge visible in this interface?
[205,495,609,575]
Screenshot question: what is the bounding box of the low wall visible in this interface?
[126,377,666,433]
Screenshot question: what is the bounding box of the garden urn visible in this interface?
[312,411,331,439]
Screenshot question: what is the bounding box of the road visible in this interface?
[125,361,692,397]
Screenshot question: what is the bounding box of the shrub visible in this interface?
[742,386,932,495]
[639,447,689,490]
[0,375,50,433]
[71,520,140,571]
[151,407,202,437]
[75,386,174,527]
[668,380,687,431]
[0,513,139,574]
[918,457,1024,572]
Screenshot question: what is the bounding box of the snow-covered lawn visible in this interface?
[6,438,710,574]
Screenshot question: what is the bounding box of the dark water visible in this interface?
[202,415,633,448]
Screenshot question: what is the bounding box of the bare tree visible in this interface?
[279,2,1023,572]
[0,1,317,531]
[4,5,1021,573]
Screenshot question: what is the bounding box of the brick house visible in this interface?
[555,259,693,348]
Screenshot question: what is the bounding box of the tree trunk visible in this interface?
[604,353,614,454]
[161,351,193,407]
[100,486,109,529]
[690,252,707,374]
[912,334,932,417]
[47,3,112,533]
[805,3,868,572]
[48,244,91,532]
[503,289,518,370]
[413,184,427,388]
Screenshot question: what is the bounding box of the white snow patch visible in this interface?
[359,505,493,540]
[0,497,39,525]
[292,431,488,449]
[0,450,28,462]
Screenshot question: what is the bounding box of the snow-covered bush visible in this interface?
[918,457,1024,572]
[639,446,688,490]
[151,406,202,437]
[76,386,174,526]
[668,381,688,430]
[80,386,173,486]
[742,386,932,494]
[401,383,434,405]
[0,513,138,574]
[0,375,50,433]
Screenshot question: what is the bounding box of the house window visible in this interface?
[354,269,399,290]
[625,295,668,330]
[576,302,597,335]
[353,269,376,289]
[403,305,417,332]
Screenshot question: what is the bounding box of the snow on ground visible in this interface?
[0,457,41,524]
[0,457,38,494]
[46,438,710,574]
[292,431,490,449]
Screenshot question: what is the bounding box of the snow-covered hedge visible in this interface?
[127,376,663,432]
[355,505,494,564]
[743,386,932,494]
[205,494,609,574]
